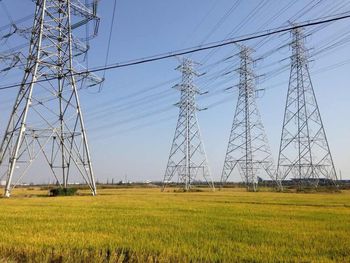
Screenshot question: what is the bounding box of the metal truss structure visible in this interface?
[163,58,214,191]
[0,0,101,197]
[277,27,337,188]
[221,46,279,191]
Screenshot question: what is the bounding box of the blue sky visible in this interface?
[0,0,349,183]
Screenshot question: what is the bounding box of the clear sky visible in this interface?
[0,0,349,184]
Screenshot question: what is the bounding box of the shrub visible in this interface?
[49,187,78,196]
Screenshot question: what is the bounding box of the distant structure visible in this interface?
[221,46,278,191]
[0,0,102,197]
[277,27,337,188]
[162,58,214,191]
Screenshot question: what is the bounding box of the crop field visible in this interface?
[0,187,349,262]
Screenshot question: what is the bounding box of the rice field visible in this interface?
[0,187,349,262]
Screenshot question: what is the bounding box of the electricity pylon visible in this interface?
[277,27,337,188]
[162,58,214,191]
[0,0,101,197]
[221,46,279,191]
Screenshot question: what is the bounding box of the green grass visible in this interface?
[0,187,349,262]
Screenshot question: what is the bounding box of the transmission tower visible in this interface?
[277,27,337,188]
[221,46,279,191]
[163,58,214,191]
[0,0,101,197]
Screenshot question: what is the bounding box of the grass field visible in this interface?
[0,187,349,262]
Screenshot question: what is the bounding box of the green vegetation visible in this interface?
[0,187,349,262]
[49,187,78,196]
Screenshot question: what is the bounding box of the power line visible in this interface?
[200,0,266,64]
[1,32,348,118]
[181,0,220,48]
[99,0,117,91]
[198,0,241,46]
[0,1,14,25]
[0,12,350,91]
[90,54,350,135]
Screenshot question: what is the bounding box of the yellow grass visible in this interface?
[0,187,349,262]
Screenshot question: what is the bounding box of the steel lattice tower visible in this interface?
[277,27,337,188]
[163,58,214,191]
[221,46,279,191]
[0,0,100,197]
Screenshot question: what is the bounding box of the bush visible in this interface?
[49,188,78,196]
[173,188,204,193]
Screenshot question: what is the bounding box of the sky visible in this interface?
[0,0,349,184]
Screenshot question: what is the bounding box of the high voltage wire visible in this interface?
[205,0,298,61]
[181,0,220,48]
[60,44,350,137]
[99,0,117,91]
[89,47,350,132]
[67,46,350,141]
[84,55,235,114]
[0,1,342,74]
[0,12,350,92]
[89,114,178,140]
[1,7,350,135]
[210,0,328,77]
[112,54,234,99]
[97,55,350,135]
[200,0,304,65]
[1,35,348,123]
[200,0,266,64]
[0,30,348,114]
[85,4,350,134]
[197,0,241,47]
[88,34,350,132]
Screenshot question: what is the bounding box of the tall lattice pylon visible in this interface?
[221,46,279,191]
[0,0,101,197]
[162,58,214,191]
[277,27,337,188]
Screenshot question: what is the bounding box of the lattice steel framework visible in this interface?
[163,58,214,191]
[277,27,337,188]
[0,0,100,197]
[221,46,279,191]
